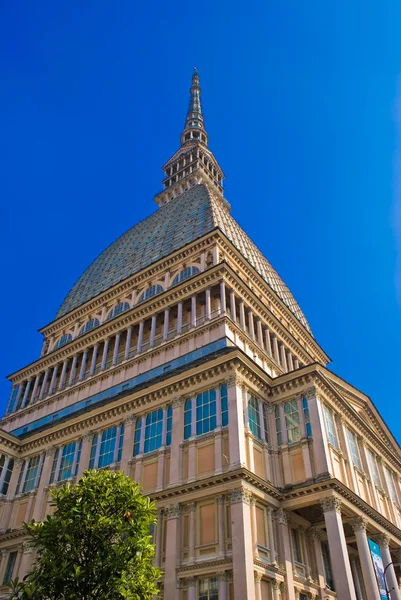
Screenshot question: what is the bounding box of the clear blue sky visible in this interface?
[1,2,400,442]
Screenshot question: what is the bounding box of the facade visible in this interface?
[0,70,400,600]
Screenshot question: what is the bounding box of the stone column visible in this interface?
[79,351,88,381]
[230,289,236,321]
[217,495,225,557]
[177,302,183,334]
[190,295,197,327]
[66,355,77,386]
[169,397,184,486]
[256,319,264,348]
[77,433,93,478]
[254,572,263,600]
[188,502,196,564]
[137,321,144,352]
[163,309,169,340]
[30,374,41,403]
[351,517,378,600]
[120,416,135,474]
[149,315,157,347]
[305,387,331,479]
[32,447,56,522]
[294,358,299,369]
[18,542,33,580]
[164,503,181,599]
[272,581,281,600]
[272,334,280,364]
[112,332,121,365]
[217,571,228,600]
[0,459,23,529]
[205,288,211,320]
[89,344,99,376]
[49,365,59,394]
[279,343,288,372]
[378,534,401,600]
[229,488,255,600]
[320,497,356,600]
[155,508,163,567]
[101,338,110,369]
[39,367,51,399]
[239,299,246,330]
[250,497,258,558]
[226,373,247,469]
[220,280,226,314]
[124,326,133,358]
[287,352,294,371]
[274,508,296,600]
[247,309,255,340]
[264,328,273,357]
[267,507,277,564]
[307,527,326,593]
[350,558,364,600]
[59,358,69,388]
[21,378,33,407]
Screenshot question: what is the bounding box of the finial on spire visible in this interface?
[180,68,208,147]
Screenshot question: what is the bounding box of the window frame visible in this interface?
[346,429,362,471]
[248,395,261,440]
[323,405,339,449]
[284,399,301,444]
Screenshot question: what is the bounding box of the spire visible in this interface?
[180,68,208,147]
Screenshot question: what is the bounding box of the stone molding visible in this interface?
[320,496,342,514]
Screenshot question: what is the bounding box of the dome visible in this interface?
[57,184,311,333]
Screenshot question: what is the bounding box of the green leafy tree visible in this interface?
[11,469,161,600]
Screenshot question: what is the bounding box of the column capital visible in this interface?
[320,496,342,513]
[217,571,228,582]
[166,503,181,519]
[304,386,317,400]
[376,533,390,547]
[188,502,196,512]
[187,577,196,587]
[254,571,263,583]
[350,516,368,533]
[226,371,244,388]
[172,396,184,408]
[306,526,321,541]
[45,446,56,458]
[228,487,252,505]
[273,508,289,525]
[272,580,282,591]
[14,458,24,467]
[157,508,164,519]
[124,415,136,426]
[22,541,33,555]
[176,579,185,589]
[265,403,276,414]
[82,432,94,443]
[216,494,225,505]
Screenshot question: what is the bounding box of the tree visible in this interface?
[11,469,161,600]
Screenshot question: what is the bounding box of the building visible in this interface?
[0,70,400,600]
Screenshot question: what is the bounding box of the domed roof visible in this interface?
[57,184,311,333]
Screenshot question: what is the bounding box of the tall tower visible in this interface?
[0,72,400,600]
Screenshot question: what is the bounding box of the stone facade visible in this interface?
[0,71,400,600]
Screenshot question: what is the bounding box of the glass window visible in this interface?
[144,409,163,453]
[3,551,17,585]
[107,302,130,320]
[16,461,25,494]
[346,429,362,471]
[166,405,172,447]
[248,395,261,439]
[184,399,192,440]
[23,455,42,493]
[366,449,382,489]
[58,442,77,481]
[133,418,142,457]
[302,397,311,437]
[89,426,124,469]
[323,405,339,448]
[138,285,164,303]
[275,405,282,446]
[1,458,14,495]
[384,467,398,503]
[291,528,303,563]
[79,319,100,336]
[196,389,217,435]
[321,541,334,590]
[55,333,72,349]
[172,266,200,286]
[221,384,228,427]
[198,577,218,600]
[284,399,301,443]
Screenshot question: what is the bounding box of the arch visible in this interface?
[171,266,200,286]
[137,284,164,304]
[79,318,100,336]
[106,302,130,321]
[55,333,72,349]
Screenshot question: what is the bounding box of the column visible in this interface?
[188,578,196,600]
[21,378,33,407]
[247,309,255,340]
[350,558,364,600]
[226,373,247,469]
[67,354,77,386]
[0,459,23,530]
[190,294,197,327]
[188,502,196,563]
[230,289,236,321]
[120,416,135,474]
[76,433,93,478]
[169,397,184,486]
[378,534,401,600]
[150,315,157,347]
[79,351,88,381]
[164,504,181,599]
[155,509,163,567]
[307,527,326,593]
[273,509,296,600]
[217,572,228,600]
[351,517,378,600]
[305,387,331,479]
[220,280,226,314]
[101,338,110,369]
[49,365,59,394]
[39,368,50,400]
[272,581,281,600]
[177,302,183,334]
[279,343,288,373]
[320,497,357,600]
[30,374,41,404]
[272,334,280,364]
[229,489,256,600]
[59,359,69,389]
[124,325,133,358]
[137,321,144,352]
[112,332,121,365]
[256,319,264,348]
[264,328,272,357]
[250,497,258,558]
[32,447,56,522]
[217,495,225,557]
[18,543,33,580]
[163,309,169,340]
[205,288,211,320]
[267,508,277,564]
[294,358,300,369]
[89,344,99,375]
[287,352,294,371]
[239,299,246,330]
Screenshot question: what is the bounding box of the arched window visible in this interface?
[137,285,164,303]
[79,319,100,336]
[106,302,130,320]
[55,334,72,349]
[172,266,200,286]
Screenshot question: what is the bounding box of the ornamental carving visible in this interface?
[217,571,228,582]
[351,516,368,532]
[254,571,263,583]
[273,508,289,525]
[226,372,244,388]
[376,533,390,547]
[307,526,321,542]
[188,502,196,512]
[83,432,94,443]
[216,495,225,505]
[176,579,185,589]
[265,404,276,414]
[45,446,56,457]
[166,503,181,519]
[229,488,252,505]
[320,497,342,514]
[304,387,316,400]
[187,577,196,587]
[172,396,184,408]
[124,415,136,426]
[22,541,33,554]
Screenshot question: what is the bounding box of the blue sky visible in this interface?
[0,1,400,442]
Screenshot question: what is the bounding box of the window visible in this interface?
[323,405,339,448]
[79,319,100,336]
[196,389,217,435]
[384,467,398,503]
[321,542,334,590]
[107,302,130,320]
[184,399,192,440]
[248,395,261,439]
[221,384,228,427]
[198,577,218,600]
[3,551,17,585]
[366,449,382,489]
[302,397,311,437]
[138,285,164,303]
[284,400,301,443]
[144,409,163,453]
[50,441,82,484]
[22,455,43,493]
[275,405,282,446]
[55,333,72,349]
[1,458,14,495]
[133,418,142,457]
[166,405,172,447]
[291,529,303,563]
[172,266,200,286]
[346,429,362,471]
[89,426,124,469]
